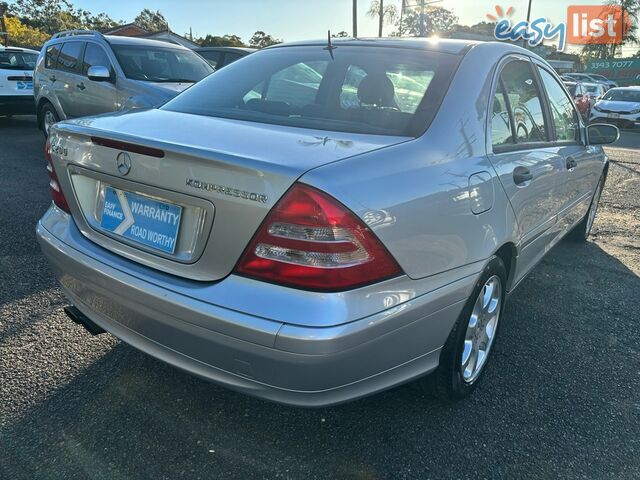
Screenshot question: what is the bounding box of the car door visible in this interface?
[75,41,117,116]
[535,64,602,233]
[54,41,85,118]
[487,57,566,285]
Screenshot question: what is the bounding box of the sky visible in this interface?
[40,0,638,55]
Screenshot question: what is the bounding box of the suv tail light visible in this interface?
[235,183,402,291]
[45,140,70,213]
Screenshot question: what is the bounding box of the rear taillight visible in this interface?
[45,140,70,213]
[235,183,402,291]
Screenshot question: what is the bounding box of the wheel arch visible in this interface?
[493,242,518,292]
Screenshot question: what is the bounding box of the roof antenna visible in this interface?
[324,30,337,59]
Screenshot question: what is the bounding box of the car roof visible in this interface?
[0,46,39,54]
[265,37,479,55]
[104,35,189,49]
[45,33,190,50]
[195,46,256,53]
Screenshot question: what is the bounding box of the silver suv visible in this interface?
[34,30,213,136]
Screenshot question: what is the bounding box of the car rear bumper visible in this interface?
[0,94,35,115]
[37,205,476,407]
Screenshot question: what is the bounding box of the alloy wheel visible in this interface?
[44,110,56,136]
[460,275,502,384]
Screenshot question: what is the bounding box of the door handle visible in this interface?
[566,157,577,171]
[76,82,86,90]
[513,166,533,186]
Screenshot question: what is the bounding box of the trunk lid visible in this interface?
[51,108,408,281]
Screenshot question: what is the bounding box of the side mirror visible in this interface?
[87,66,112,82]
[588,123,620,145]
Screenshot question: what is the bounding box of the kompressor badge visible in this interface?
[185,178,268,204]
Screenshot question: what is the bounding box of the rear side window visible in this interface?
[537,67,580,142]
[82,43,112,75]
[163,46,460,137]
[499,59,547,144]
[45,44,61,69]
[57,42,83,72]
[491,81,514,147]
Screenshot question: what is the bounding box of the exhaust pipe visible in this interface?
[64,306,105,336]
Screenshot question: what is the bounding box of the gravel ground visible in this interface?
[0,116,638,480]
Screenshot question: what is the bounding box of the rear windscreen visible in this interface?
[0,51,37,70]
[162,45,460,136]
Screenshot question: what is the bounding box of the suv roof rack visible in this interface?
[51,30,106,40]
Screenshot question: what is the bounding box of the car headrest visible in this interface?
[357,73,396,108]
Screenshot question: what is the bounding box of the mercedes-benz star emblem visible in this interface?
[116,152,131,176]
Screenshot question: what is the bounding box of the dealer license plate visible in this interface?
[100,187,182,254]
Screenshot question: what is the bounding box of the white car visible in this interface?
[0,46,38,117]
[590,87,640,130]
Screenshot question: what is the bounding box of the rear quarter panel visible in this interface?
[301,43,521,280]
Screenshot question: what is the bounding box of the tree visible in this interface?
[394,6,458,37]
[4,14,49,47]
[581,0,639,59]
[10,0,77,34]
[367,0,397,37]
[199,34,246,47]
[77,10,122,30]
[134,9,168,32]
[447,21,496,38]
[248,31,282,48]
[10,0,121,34]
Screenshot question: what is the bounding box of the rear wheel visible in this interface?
[569,173,605,242]
[40,103,59,138]
[431,256,507,401]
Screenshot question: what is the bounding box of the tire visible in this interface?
[569,172,606,243]
[431,256,507,401]
[40,102,59,138]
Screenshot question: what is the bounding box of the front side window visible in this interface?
[112,45,213,83]
[82,43,112,76]
[223,52,242,66]
[45,45,61,69]
[57,42,83,72]
[499,59,547,144]
[163,46,459,136]
[200,51,222,69]
[538,67,580,142]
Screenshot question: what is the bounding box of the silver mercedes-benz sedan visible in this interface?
[37,38,619,406]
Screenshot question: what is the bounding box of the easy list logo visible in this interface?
[486,5,567,51]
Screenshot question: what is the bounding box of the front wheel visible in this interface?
[432,256,507,401]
